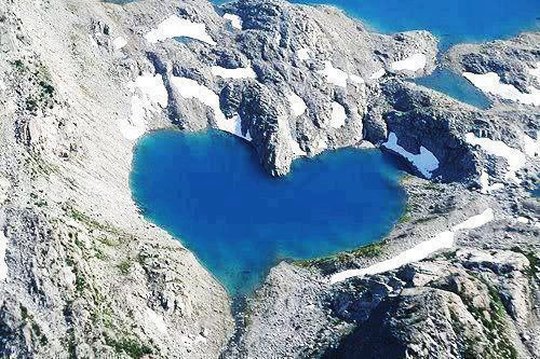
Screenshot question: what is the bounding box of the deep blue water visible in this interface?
[131,131,405,295]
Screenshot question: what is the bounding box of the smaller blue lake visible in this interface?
[131,130,405,295]
[296,0,540,48]
[413,68,492,109]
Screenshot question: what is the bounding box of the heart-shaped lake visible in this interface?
[130,130,405,295]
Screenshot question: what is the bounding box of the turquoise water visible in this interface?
[412,69,492,109]
[296,0,540,48]
[131,131,405,295]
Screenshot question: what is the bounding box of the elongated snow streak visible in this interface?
[145,15,216,45]
[330,231,455,284]
[330,208,494,284]
[390,54,427,72]
[453,208,494,231]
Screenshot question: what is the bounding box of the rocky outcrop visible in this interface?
[324,248,540,358]
[0,0,234,357]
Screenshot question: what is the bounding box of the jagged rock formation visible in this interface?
[324,248,539,358]
[0,0,538,358]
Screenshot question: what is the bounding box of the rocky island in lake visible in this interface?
[0,0,538,358]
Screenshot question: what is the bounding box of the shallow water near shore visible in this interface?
[131,130,405,295]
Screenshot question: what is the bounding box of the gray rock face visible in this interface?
[323,248,539,358]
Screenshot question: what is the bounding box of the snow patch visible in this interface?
[223,13,242,30]
[453,208,494,231]
[523,132,539,157]
[382,132,439,179]
[211,66,257,79]
[330,231,455,284]
[348,74,365,84]
[112,36,127,50]
[145,15,216,45]
[370,68,386,80]
[463,72,540,106]
[297,48,311,61]
[330,102,346,128]
[318,61,348,87]
[170,76,250,141]
[288,92,307,117]
[119,73,168,140]
[479,171,504,194]
[146,308,168,334]
[465,133,526,183]
[317,61,363,87]
[390,53,427,72]
[128,74,168,107]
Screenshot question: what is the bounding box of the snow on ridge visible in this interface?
[330,102,346,128]
[382,132,439,179]
[317,61,364,87]
[288,92,307,117]
[145,15,216,45]
[169,76,250,141]
[211,66,257,79]
[465,133,526,183]
[112,36,127,50]
[223,13,242,30]
[119,73,168,140]
[390,53,427,72]
[462,72,540,106]
[330,208,495,284]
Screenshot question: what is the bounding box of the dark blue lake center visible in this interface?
[131,131,405,295]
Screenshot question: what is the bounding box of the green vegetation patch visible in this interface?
[295,241,386,270]
[105,335,153,359]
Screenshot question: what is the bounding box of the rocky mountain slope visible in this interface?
[0,0,538,358]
